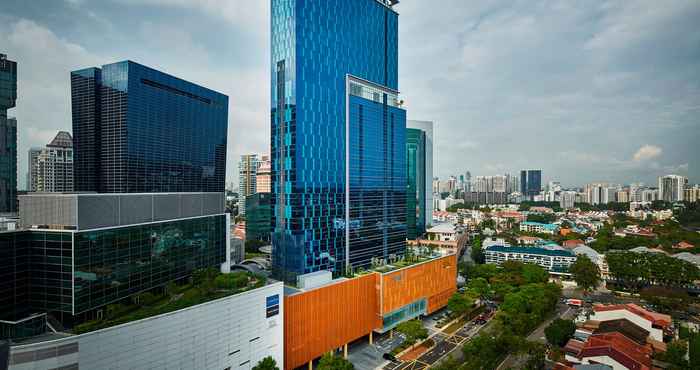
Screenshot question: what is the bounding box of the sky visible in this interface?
[0,0,698,190]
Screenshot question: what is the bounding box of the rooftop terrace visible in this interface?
[72,269,267,334]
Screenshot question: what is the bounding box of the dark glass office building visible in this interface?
[406,128,426,239]
[520,170,542,199]
[245,192,273,243]
[0,215,226,336]
[71,61,228,193]
[271,0,406,282]
[0,54,17,213]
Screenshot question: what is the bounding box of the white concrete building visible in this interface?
[8,282,284,370]
[658,174,687,202]
[484,245,576,274]
[560,191,576,209]
[426,223,457,241]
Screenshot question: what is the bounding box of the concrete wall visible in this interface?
[8,282,284,370]
[20,192,224,230]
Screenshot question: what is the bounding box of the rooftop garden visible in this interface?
[346,247,442,277]
[73,268,266,334]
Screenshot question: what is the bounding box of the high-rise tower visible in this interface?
[271,0,406,282]
[0,54,17,213]
[71,61,228,193]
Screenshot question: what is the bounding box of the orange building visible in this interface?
[284,254,457,370]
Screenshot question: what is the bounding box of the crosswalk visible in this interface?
[383,320,489,370]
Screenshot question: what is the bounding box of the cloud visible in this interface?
[633,145,663,161]
[1,0,698,189]
[0,18,107,189]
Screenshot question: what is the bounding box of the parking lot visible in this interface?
[383,310,493,370]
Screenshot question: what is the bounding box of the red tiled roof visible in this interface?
[579,332,652,370]
[593,304,671,329]
[563,239,585,248]
[674,241,694,249]
[564,339,585,355]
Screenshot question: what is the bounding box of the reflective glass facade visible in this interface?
[271,0,405,282]
[520,170,542,198]
[0,215,226,325]
[406,128,426,239]
[73,214,226,314]
[0,231,73,322]
[71,67,102,192]
[0,54,17,212]
[382,299,427,331]
[348,89,406,269]
[245,192,272,242]
[71,61,228,193]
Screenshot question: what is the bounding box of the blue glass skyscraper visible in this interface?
[71,61,228,193]
[520,169,542,199]
[271,0,406,282]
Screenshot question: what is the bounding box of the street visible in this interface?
[382,314,492,370]
[496,303,578,370]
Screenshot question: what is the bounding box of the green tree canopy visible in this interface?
[466,263,499,281]
[462,334,515,370]
[448,292,475,316]
[498,283,561,336]
[317,354,355,370]
[252,356,279,370]
[467,277,491,298]
[569,255,601,291]
[640,286,690,312]
[521,264,550,284]
[544,319,576,347]
[471,236,485,264]
[690,333,700,369]
[526,214,556,224]
[659,340,689,369]
[606,251,700,290]
[395,319,428,345]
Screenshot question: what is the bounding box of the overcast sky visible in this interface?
[1,0,698,189]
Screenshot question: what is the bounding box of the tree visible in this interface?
[569,255,601,291]
[640,286,690,312]
[690,333,700,369]
[521,341,546,370]
[606,251,700,291]
[659,340,689,369]
[521,264,549,284]
[471,236,485,264]
[544,319,576,347]
[467,277,490,298]
[527,214,556,224]
[431,356,461,370]
[462,334,514,370]
[317,354,354,370]
[395,319,428,346]
[252,356,279,370]
[448,292,475,316]
[467,263,499,281]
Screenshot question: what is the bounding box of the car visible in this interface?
[383,353,397,361]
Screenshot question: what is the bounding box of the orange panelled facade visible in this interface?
[284,273,381,370]
[380,254,457,314]
[283,254,457,370]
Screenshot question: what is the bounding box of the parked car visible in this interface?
[383,353,397,361]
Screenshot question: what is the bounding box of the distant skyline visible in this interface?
[0,0,697,189]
